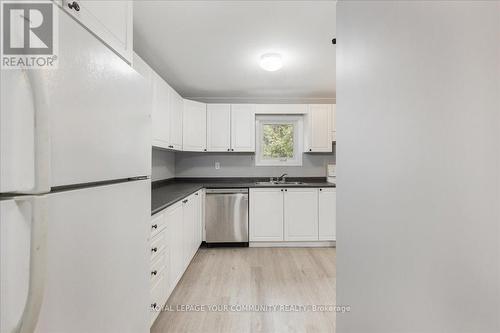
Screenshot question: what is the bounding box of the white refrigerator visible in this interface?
[1,6,151,333]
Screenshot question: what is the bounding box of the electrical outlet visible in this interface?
[215,162,220,170]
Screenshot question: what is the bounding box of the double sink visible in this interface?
[254,181,306,186]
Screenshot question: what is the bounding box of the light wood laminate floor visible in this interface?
[151,247,336,333]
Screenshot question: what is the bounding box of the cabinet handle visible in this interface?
[284,189,288,192]
[151,270,158,276]
[227,148,230,151]
[203,149,207,152]
[183,199,188,204]
[152,224,158,229]
[280,189,283,192]
[195,193,199,196]
[151,247,158,252]
[309,149,312,152]
[319,188,323,191]
[67,1,80,11]
[151,303,157,310]
[231,149,234,151]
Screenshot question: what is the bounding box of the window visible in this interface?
[255,115,303,166]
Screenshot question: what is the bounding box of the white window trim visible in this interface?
[255,115,303,166]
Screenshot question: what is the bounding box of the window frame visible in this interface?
[255,115,304,166]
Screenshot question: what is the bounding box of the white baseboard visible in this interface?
[249,241,336,248]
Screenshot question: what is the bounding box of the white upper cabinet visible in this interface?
[133,53,182,150]
[169,88,183,150]
[284,188,319,241]
[151,72,171,149]
[206,104,256,152]
[231,104,256,152]
[183,100,207,151]
[207,104,231,152]
[62,0,133,63]
[305,104,333,152]
[318,188,336,241]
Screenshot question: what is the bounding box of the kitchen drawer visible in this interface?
[150,267,167,325]
[150,229,166,260]
[150,251,166,283]
[151,212,166,237]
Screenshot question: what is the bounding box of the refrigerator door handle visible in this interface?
[15,196,48,333]
[25,70,51,194]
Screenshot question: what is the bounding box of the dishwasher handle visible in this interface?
[205,188,249,194]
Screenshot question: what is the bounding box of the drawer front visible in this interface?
[150,268,166,325]
[151,212,166,237]
[150,229,166,260]
[150,251,166,283]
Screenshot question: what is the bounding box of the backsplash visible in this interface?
[174,146,335,178]
[153,144,335,180]
[152,148,176,181]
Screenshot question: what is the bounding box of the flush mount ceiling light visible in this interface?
[260,53,283,71]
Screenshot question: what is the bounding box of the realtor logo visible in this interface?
[1,0,58,69]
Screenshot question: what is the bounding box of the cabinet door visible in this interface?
[249,188,284,241]
[318,188,336,241]
[284,188,319,241]
[62,0,133,63]
[194,191,203,247]
[152,72,171,149]
[183,100,207,151]
[169,88,183,150]
[207,104,231,152]
[165,202,183,287]
[231,104,256,152]
[182,195,196,267]
[306,104,333,152]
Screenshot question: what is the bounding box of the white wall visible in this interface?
[337,1,500,332]
[151,148,175,181]
[174,150,335,178]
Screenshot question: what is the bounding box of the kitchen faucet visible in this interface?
[278,173,288,183]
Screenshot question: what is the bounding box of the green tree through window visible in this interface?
[262,124,294,159]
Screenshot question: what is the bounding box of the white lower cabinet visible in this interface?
[149,215,168,325]
[150,190,203,327]
[319,188,336,241]
[249,188,284,241]
[250,187,336,244]
[284,188,318,241]
[150,267,167,325]
[165,201,184,288]
[181,194,197,268]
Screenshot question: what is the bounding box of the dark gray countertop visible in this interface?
[151,177,335,215]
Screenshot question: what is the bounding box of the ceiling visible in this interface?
[133,1,336,103]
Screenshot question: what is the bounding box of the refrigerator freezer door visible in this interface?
[33,179,150,333]
[0,69,50,194]
[0,7,151,192]
[48,10,151,186]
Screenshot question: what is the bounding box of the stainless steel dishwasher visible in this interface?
[205,188,249,246]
